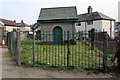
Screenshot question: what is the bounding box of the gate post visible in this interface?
[67,31,70,67]
[103,32,108,71]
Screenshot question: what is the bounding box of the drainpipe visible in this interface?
[110,20,112,38]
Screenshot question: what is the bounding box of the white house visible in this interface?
[75,6,115,38]
[0,18,20,32]
[0,21,5,34]
[17,20,31,32]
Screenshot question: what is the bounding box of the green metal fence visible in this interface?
[6,29,118,70]
[39,31,104,69]
[20,30,111,70]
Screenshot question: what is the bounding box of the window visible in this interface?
[76,22,81,26]
[87,21,93,25]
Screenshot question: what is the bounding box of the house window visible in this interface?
[87,21,93,25]
[76,22,81,26]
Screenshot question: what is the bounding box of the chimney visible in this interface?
[88,6,93,14]
[14,20,16,23]
[21,20,24,23]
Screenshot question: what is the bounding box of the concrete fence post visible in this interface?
[16,29,21,65]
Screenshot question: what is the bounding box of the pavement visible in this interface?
[1,48,119,78]
[0,47,3,79]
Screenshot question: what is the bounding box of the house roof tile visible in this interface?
[0,18,20,27]
[38,6,78,20]
[78,12,115,21]
[17,22,30,27]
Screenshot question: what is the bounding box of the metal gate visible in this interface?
[31,30,108,70]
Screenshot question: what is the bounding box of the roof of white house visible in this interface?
[0,21,4,27]
[0,18,20,27]
[17,20,30,27]
[38,6,78,20]
[78,12,115,22]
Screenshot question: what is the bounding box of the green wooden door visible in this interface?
[53,27,63,45]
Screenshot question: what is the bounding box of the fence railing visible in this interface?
[7,30,118,70]
[36,31,103,69]
[20,30,112,70]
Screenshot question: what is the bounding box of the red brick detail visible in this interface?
[40,41,76,45]
[40,41,53,45]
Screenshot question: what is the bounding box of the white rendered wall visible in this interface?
[75,20,115,38]
[6,26,20,32]
[102,20,115,38]
[75,20,102,32]
[20,27,31,32]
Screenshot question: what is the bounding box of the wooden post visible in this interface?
[16,29,21,65]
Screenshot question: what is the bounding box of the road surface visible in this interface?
[1,48,119,78]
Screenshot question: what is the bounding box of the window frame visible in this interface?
[76,22,81,26]
[87,21,93,25]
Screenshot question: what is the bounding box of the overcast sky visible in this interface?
[0,0,120,24]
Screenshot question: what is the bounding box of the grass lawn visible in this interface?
[21,40,103,69]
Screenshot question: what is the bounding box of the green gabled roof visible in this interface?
[38,6,78,21]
